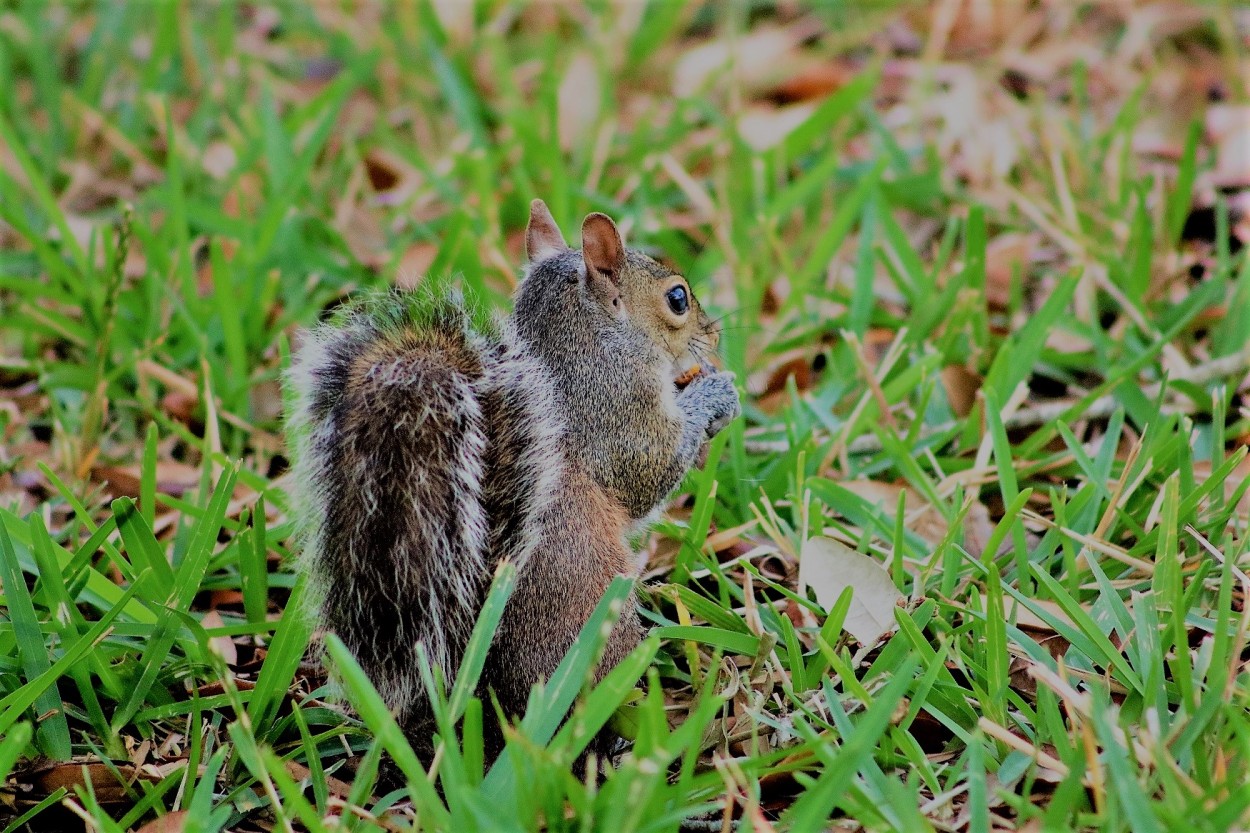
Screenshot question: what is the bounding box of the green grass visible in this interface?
[1,2,1249,830]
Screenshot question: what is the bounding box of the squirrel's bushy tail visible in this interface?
[286,293,493,729]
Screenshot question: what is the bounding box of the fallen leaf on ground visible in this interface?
[770,61,856,103]
[285,760,355,799]
[558,52,600,151]
[752,352,825,413]
[839,480,949,547]
[960,499,996,559]
[201,141,236,180]
[28,760,151,804]
[135,811,189,833]
[738,103,816,152]
[799,536,903,645]
[428,0,474,42]
[1004,596,1078,633]
[941,364,981,418]
[984,232,1040,309]
[1193,454,1250,517]
[201,609,239,666]
[1207,104,1250,188]
[396,241,438,290]
[673,25,800,98]
[93,461,202,500]
[367,155,421,209]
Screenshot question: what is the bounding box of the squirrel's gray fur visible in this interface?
[285,202,739,762]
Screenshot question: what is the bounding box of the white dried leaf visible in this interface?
[202,141,236,180]
[1211,105,1250,188]
[201,609,238,666]
[558,52,599,151]
[429,0,474,42]
[799,536,903,645]
[737,103,816,152]
[672,26,795,98]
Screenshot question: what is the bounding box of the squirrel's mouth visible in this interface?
[672,353,717,391]
[674,365,702,391]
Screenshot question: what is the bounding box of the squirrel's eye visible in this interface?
[666,286,689,315]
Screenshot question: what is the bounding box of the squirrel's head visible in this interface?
[521,199,721,383]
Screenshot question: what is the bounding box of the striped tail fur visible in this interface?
[285,294,493,731]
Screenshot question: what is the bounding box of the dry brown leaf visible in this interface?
[222,172,262,220]
[135,810,189,833]
[960,499,996,560]
[122,239,149,280]
[340,203,388,269]
[771,61,856,103]
[759,276,789,316]
[1045,329,1094,354]
[285,760,355,799]
[1236,213,1250,251]
[93,461,202,499]
[161,390,199,424]
[193,679,257,698]
[862,327,900,367]
[362,148,418,205]
[940,364,981,419]
[756,354,820,398]
[839,480,949,547]
[1004,596,1077,633]
[201,610,238,666]
[249,378,285,425]
[909,64,1028,189]
[128,738,152,772]
[30,760,149,804]
[984,232,1039,309]
[396,241,438,290]
[59,161,137,215]
[1206,103,1250,144]
[363,151,401,193]
[926,0,1036,58]
[752,351,826,415]
[55,213,98,252]
[799,536,903,645]
[155,732,185,760]
[1193,453,1250,518]
[210,589,246,607]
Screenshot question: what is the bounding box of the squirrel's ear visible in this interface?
[526,199,567,263]
[580,213,625,285]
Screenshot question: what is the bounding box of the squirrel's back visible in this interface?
[286,292,564,742]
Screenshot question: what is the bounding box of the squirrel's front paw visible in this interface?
[680,371,741,439]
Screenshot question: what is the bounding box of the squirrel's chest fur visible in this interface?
[477,332,637,583]
[474,332,641,737]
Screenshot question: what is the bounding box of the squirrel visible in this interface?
[285,200,741,763]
